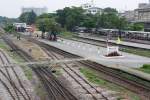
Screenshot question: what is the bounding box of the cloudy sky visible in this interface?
[0,0,149,18]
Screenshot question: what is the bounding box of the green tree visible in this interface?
[96,13,115,28]
[36,18,61,38]
[4,24,15,33]
[38,13,56,19]
[95,7,122,29]
[103,7,118,14]
[82,14,96,28]
[95,12,127,30]
[56,7,85,30]
[19,12,29,23]
[19,11,37,25]
[27,11,37,25]
[128,23,144,31]
[116,17,128,30]
[0,16,18,27]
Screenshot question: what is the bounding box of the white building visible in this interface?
[81,3,94,10]
[22,7,48,16]
[87,7,103,15]
[81,2,102,15]
[13,23,27,28]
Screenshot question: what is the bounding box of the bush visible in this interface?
[4,24,15,33]
[139,64,150,74]
[142,64,150,69]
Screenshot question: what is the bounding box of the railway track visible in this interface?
[29,38,150,100]
[44,48,119,100]
[79,61,150,99]
[0,49,31,100]
[31,66,77,100]
[2,36,34,62]
[3,36,78,100]
[3,36,150,99]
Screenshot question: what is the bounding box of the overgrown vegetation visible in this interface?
[128,23,144,31]
[80,67,141,100]
[3,24,16,33]
[35,83,48,99]
[0,39,34,84]
[21,66,33,80]
[139,64,150,74]
[0,40,25,63]
[0,16,18,27]
[54,69,62,76]
[59,31,75,38]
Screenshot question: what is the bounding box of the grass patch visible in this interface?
[59,31,76,39]
[26,70,33,80]
[21,66,33,80]
[80,67,107,85]
[80,67,141,100]
[9,51,25,63]
[139,64,150,74]
[35,83,48,100]
[54,69,62,76]
[0,40,32,79]
[0,39,9,50]
[0,39,25,63]
[121,47,150,58]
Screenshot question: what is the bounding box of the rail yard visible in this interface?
[1,0,150,99]
[0,32,149,100]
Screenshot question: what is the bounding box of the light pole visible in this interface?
[106,30,110,55]
[106,30,110,47]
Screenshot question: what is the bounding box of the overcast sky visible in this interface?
[0,0,149,18]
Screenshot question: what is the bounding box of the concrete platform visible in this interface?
[38,38,150,81]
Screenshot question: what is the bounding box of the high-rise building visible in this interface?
[22,7,48,16]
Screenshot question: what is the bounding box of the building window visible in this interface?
[93,10,96,12]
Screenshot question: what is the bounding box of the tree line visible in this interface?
[4,7,144,33]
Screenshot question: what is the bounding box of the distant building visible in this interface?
[81,2,102,15]
[120,11,135,22]
[87,7,103,15]
[22,7,48,16]
[118,1,150,31]
[119,1,150,23]
[81,3,94,10]
[13,23,26,28]
[134,3,150,22]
